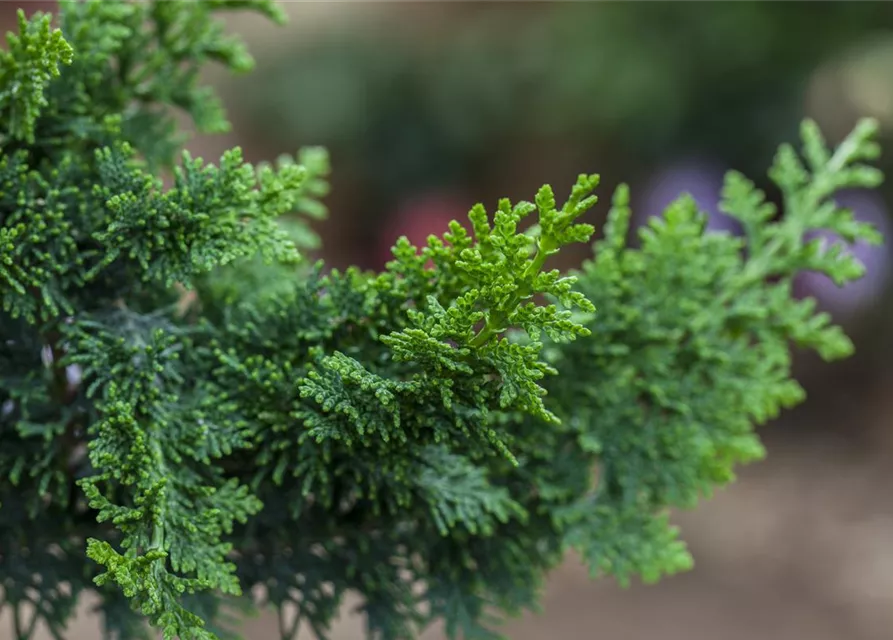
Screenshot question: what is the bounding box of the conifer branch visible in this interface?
[0,2,886,639]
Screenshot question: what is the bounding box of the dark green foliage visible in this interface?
[0,2,885,640]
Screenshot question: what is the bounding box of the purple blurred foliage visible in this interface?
[795,190,891,318]
[636,158,741,235]
[636,160,890,318]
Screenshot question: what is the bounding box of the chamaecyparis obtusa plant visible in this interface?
[0,2,884,640]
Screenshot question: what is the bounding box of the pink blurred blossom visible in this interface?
[377,192,470,267]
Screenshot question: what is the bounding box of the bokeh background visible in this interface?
[4,1,893,639]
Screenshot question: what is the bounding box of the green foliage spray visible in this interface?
[0,2,885,639]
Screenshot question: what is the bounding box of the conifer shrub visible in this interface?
[0,2,885,639]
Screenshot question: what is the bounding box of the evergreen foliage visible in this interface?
[0,2,885,640]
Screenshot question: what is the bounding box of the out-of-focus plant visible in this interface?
[228,2,893,192]
[225,2,893,289]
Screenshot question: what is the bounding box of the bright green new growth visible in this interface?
[0,2,885,640]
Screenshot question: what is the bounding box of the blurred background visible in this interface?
[4,1,893,638]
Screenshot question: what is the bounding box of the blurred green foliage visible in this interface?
[231,2,893,198]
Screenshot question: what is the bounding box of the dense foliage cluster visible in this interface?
[0,2,885,640]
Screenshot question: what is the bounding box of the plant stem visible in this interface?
[469,235,556,348]
[13,604,24,640]
[278,603,302,640]
[12,604,37,640]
